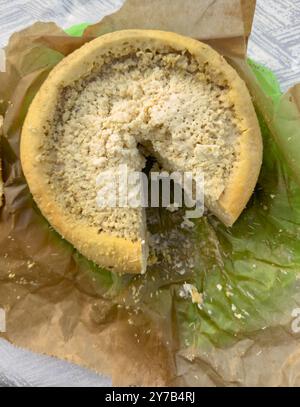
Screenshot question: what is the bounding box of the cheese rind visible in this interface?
[20,30,262,274]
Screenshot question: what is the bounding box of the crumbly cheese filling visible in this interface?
[42,50,240,241]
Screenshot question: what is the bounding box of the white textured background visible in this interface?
[0,0,299,387]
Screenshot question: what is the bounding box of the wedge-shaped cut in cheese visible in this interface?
[21,30,262,274]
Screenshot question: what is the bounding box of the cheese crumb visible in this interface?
[180,283,203,306]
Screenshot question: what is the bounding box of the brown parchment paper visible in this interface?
[1,0,300,387]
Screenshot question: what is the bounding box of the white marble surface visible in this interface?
[0,338,111,387]
[0,0,299,90]
[0,0,299,387]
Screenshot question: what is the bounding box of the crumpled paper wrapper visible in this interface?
[1,0,300,386]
